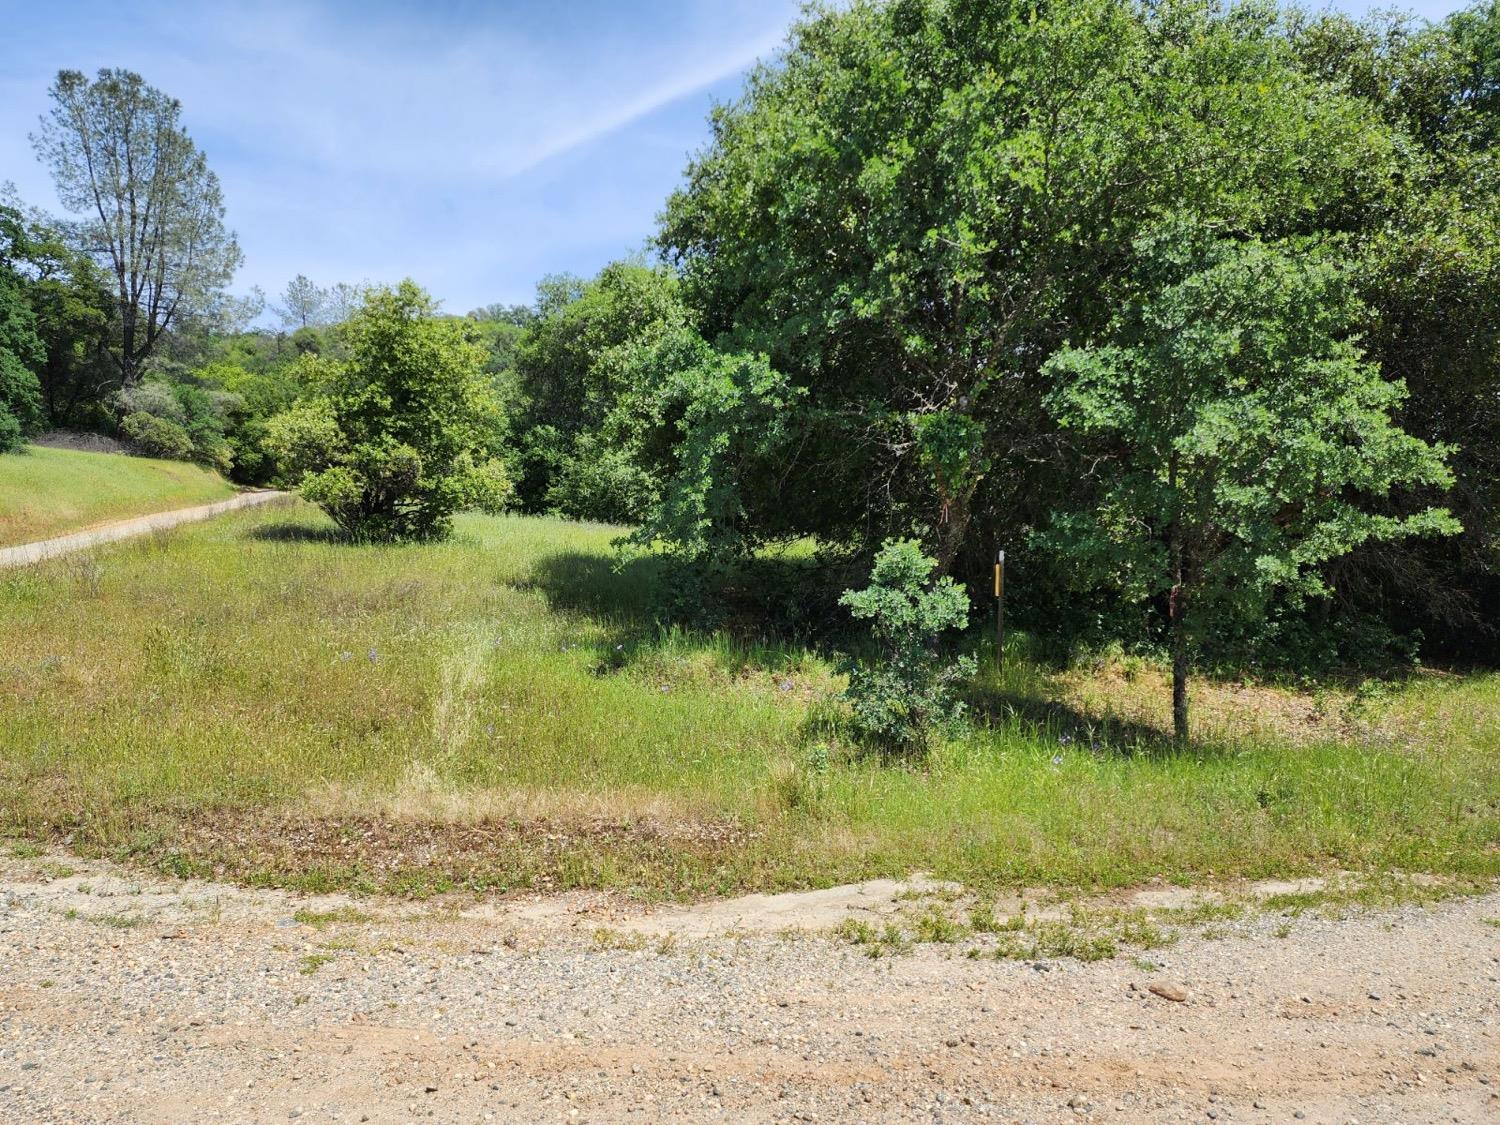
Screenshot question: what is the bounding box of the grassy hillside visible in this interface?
[0,445,237,547]
[1,503,1496,899]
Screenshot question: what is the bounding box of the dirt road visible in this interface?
[0,851,1495,1123]
[0,490,291,569]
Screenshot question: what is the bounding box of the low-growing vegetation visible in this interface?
[1,2,1497,935]
[0,445,235,546]
[1,504,1495,900]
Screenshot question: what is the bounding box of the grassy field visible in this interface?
[0,502,1496,899]
[0,445,236,547]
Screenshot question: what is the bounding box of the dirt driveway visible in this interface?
[0,851,1495,1123]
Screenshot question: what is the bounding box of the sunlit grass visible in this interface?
[0,445,235,546]
[0,501,1496,898]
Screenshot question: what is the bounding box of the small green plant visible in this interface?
[834,917,910,957]
[839,538,975,754]
[591,927,648,952]
[912,907,967,944]
[298,952,334,975]
[91,912,146,929]
[293,907,375,929]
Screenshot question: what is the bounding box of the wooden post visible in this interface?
[994,549,1006,673]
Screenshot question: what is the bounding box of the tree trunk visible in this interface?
[118,304,139,388]
[932,485,974,579]
[1167,453,1189,744]
[1169,529,1189,745]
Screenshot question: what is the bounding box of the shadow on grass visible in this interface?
[245,522,350,546]
[965,672,1215,759]
[519,549,836,679]
[520,550,663,624]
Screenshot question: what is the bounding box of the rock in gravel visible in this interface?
[1148,983,1189,1003]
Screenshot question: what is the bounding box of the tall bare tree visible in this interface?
[31,69,240,387]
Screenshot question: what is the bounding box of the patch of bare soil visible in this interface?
[1050,662,1384,747]
[29,430,129,454]
[1,849,1496,1123]
[155,807,760,894]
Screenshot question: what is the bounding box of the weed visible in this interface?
[912,907,968,944]
[91,912,146,929]
[298,953,335,975]
[293,907,376,929]
[591,927,648,952]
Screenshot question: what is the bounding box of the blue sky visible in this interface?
[0,0,1475,319]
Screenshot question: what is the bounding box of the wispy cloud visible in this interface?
[500,23,786,178]
[0,0,799,311]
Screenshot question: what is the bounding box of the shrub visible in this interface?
[545,433,654,524]
[117,379,239,472]
[838,538,975,754]
[120,410,195,460]
[265,280,512,541]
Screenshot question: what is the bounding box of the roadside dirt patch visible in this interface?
[1,848,1496,1123]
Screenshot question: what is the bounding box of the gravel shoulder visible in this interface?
[1,851,1496,1123]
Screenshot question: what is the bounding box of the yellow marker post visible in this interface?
[994,549,1006,672]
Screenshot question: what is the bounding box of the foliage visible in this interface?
[32,68,241,387]
[0,195,116,430]
[839,538,974,754]
[273,274,329,331]
[613,326,802,568]
[0,272,45,452]
[265,280,511,541]
[117,378,238,471]
[1039,220,1457,739]
[510,260,688,516]
[119,409,195,461]
[658,0,1401,583]
[1285,3,1500,654]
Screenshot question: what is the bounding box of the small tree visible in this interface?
[273,274,328,331]
[266,280,511,541]
[839,538,975,755]
[1042,220,1458,742]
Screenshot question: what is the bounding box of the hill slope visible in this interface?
[0,445,236,547]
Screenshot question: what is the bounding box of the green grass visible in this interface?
[0,502,1496,899]
[0,445,235,546]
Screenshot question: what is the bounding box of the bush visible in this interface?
[117,379,239,472]
[545,433,654,523]
[120,410,195,460]
[265,280,512,541]
[839,538,975,755]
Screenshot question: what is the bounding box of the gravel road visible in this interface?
[0,852,1495,1123]
[0,490,290,569]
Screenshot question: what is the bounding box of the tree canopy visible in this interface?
[266,280,512,541]
[32,68,241,387]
